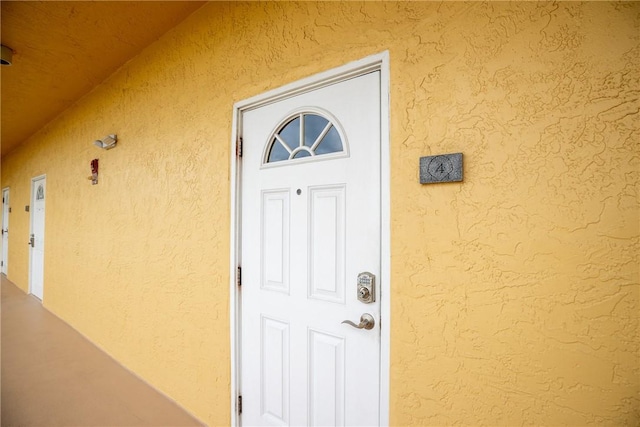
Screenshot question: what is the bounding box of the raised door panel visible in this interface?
[308,329,345,426]
[308,185,345,304]
[260,316,290,425]
[261,190,290,294]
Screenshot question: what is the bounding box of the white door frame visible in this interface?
[229,51,391,426]
[1,187,9,275]
[29,174,46,299]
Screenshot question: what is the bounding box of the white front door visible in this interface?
[1,188,9,274]
[29,176,46,300]
[240,71,381,426]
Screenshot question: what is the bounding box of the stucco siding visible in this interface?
[1,2,638,425]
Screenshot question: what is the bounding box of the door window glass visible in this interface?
[265,112,345,164]
[36,184,45,200]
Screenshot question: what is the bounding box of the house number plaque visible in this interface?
[420,153,463,184]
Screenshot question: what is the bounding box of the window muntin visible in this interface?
[265,112,345,164]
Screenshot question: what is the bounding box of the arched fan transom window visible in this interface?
[264,112,345,164]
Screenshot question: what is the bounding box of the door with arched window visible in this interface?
[240,71,381,426]
[1,187,9,275]
[30,175,46,300]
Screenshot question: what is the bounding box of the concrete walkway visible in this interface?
[1,275,203,426]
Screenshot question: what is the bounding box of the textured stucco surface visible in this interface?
[1,2,638,425]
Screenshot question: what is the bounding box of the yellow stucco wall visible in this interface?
[1,2,638,425]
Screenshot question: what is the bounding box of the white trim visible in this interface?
[229,51,391,426]
[236,57,385,113]
[28,174,46,300]
[378,50,391,427]
[229,101,242,426]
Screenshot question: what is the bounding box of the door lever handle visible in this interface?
[341,313,375,330]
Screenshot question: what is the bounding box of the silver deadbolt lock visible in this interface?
[357,272,375,303]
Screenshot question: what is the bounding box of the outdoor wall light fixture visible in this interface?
[94,134,117,150]
[1,45,14,66]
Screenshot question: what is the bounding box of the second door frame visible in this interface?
[1,186,9,275]
[29,174,46,299]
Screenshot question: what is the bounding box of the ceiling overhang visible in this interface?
[1,1,206,157]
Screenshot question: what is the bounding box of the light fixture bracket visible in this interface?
[94,134,117,150]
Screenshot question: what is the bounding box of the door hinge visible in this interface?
[237,266,242,287]
[237,395,242,414]
[236,137,243,158]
